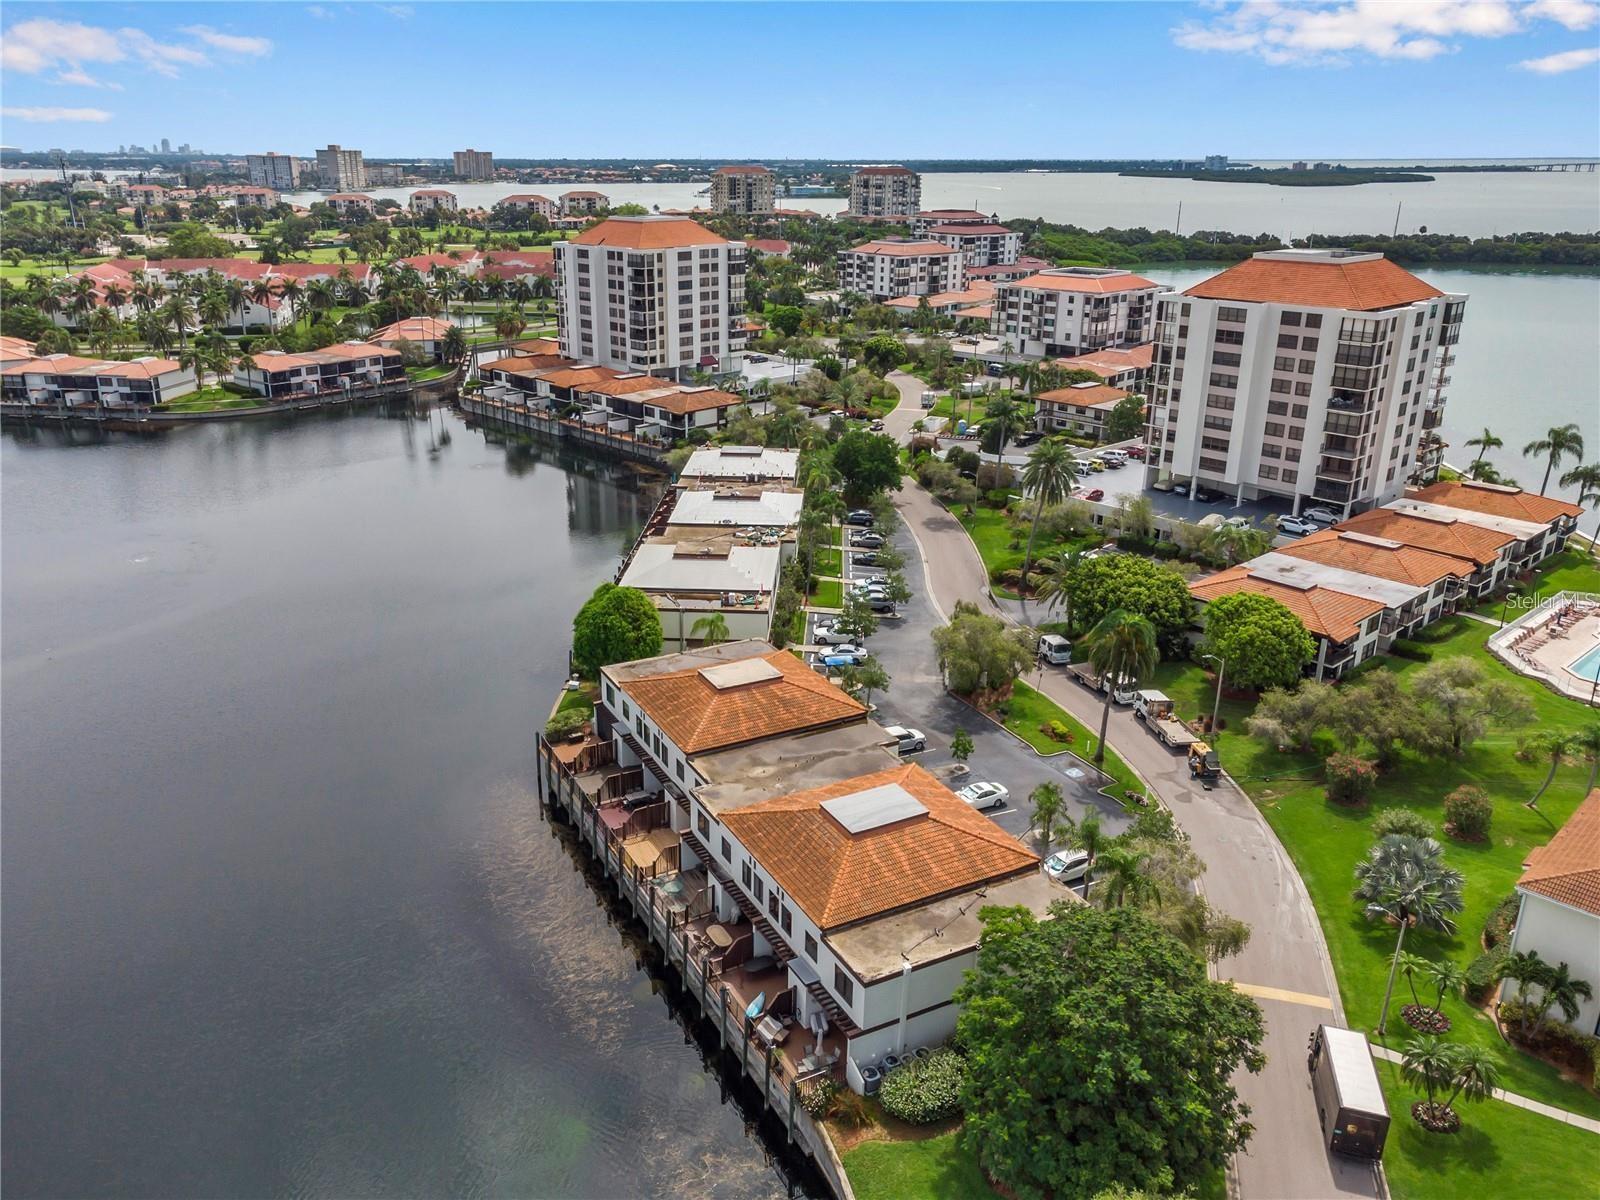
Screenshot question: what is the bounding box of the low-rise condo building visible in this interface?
[711,166,776,215]
[848,166,922,219]
[560,190,609,216]
[838,239,964,301]
[991,267,1163,357]
[1143,249,1467,518]
[1056,344,1155,392]
[2,354,197,408]
[676,445,800,487]
[1034,381,1138,441]
[327,193,376,217]
[233,343,403,399]
[369,316,457,362]
[927,222,1021,268]
[498,194,558,218]
[409,189,458,214]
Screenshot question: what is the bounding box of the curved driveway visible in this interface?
[883,371,1382,1200]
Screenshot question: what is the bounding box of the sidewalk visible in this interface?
[1368,1044,1600,1135]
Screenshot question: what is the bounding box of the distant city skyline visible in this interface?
[1,2,1597,158]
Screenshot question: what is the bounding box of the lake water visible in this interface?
[1141,265,1600,510]
[281,170,1600,238]
[0,412,818,1199]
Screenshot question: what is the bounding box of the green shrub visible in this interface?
[1371,807,1436,839]
[1041,720,1074,743]
[1324,753,1377,805]
[1389,639,1433,662]
[1483,892,1520,951]
[1444,784,1493,840]
[1464,945,1508,1003]
[877,1049,966,1125]
[1498,1000,1600,1074]
[544,707,589,741]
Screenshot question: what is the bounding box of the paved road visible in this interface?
[879,372,1383,1200]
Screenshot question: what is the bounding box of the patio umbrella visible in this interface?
[745,992,766,1021]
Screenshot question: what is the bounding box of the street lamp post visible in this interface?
[1202,653,1226,735]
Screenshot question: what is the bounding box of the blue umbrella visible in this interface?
[745,991,766,1021]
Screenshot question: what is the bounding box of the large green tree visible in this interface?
[931,601,1034,696]
[831,430,902,503]
[1083,610,1159,765]
[1102,394,1147,443]
[1069,554,1193,651]
[1197,591,1315,691]
[571,583,663,677]
[956,904,1265,1199]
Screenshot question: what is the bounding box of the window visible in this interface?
[1280,311,1303,326]
[1298,359,1317,374]
[753,874,765,903]
[1218,305,1247,323]
[1205,393,1235,411]
[780,905,792,935]
[604,683,616,706]
[1199,456,1228,473]
[1301,337,1319,352]
[675,759,686,780]
[1270,379,1291,394]
[697,811,710,837]
[833,966,855,1005]
[1214,351,1242,368]
[1262,443,1282,459]
[1264,421,1285,438]
[1277,334,1298,349]
[741,861,752,889]
[1259,464,1279,479]
[1268,400,1289,416]
[1282,469,1298,483]
[1273,355,1296,372]
[768,891,779,920]
[720,837,731,862]
[1214,329,1245,346]
[1305,313,1323,329]
[804,932,818,961]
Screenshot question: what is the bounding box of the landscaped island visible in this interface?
[1120,167,1434,187]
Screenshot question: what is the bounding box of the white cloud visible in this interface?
[117,29,210,78]
[306,6,335,18]
[180,26,273,56]
[54,67,123,90]
[1172,0,1600,65]
[1518,44,1600,69]
[3,105,113,123]
[1,18,125,73]
[378,5,414,20]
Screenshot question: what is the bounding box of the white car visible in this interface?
[883,725,926,755]
[1044,849,1092,884]
[1222,515,1253,528]
[813,623,857,646]
[957,782,1010,811]
[1302,506,1340,524]
[1276,515,1320,536]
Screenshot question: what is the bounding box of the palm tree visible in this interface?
[1423,958,1467,1013]
[1355,834,1465,1036]
[102,281,128,316]
[1496,948,1554,1024]
[507,277,533,314]
[222,278,248,331]
[1032,546,1086,632]
[1530,960,1594,1029]
[1083,610,1158,766]
[493,310,526,342]
[1438,1045,1500,1116]
[983,393,1027,464]
[278,277,305,328]
[689,613,731,645]
[1464,427,1502,470]
[1558,462,1600,550]
[197,289,229,331]
[442,325,468,366]
[767,406,806,450]
[161,294,197,351]
[1019,439,1076,594]
[1399,1035,1457,1122]
[304,279,338,325]
[1028,781,1064,850]
[1398,950,1432,1009]
[1527,730,1572,811]
[1523,423,1584,495]
[248,280,275,332]
[1570,723,1600,794]
[1070,812,1104,865]
[1091,845,1161,909]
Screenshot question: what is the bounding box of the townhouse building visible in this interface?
[409,189,458,214]
[991,267,1162,357]
[369,316,457,361]
[910,209,992,237]
[1143,249,1467,518]
[1034,381,1137,441]
[326,193,376,217]
[1056,344,1155,392]
[677,445,800,487]
[553,216,749,380]
[315,144,366,191]
[837,240,964,302]
[711,165,777,215]
[927,222,1021,269]
[1191,564,1390,679]
[233,343,403,399]
[453,148,494,180]
[2,354,197,408]
[246,152,301,190]
[848,166,922,219]
[560,190,609,216]
[885,280,995,321]
[497,194,559,219]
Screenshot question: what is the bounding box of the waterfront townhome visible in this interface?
[368,316,457,362]
[233,343,403,399]
[1142,249,1467,517]
[1034,381,1138,441]
[497,194,559,218]
[617,528,785,642]
[560,190,609,216]
[326,193,377,217]
[1501,790,1600,1036]
[927,221,1021,269]
[676,445,800,488]
[848,166,922,219]
[711,166,777,215]
[1335,506,1517,599]
[553,215,749,380]
[1403,480,1584,568]
[837,239,965,302]
[0,335,37,367]
[1055,344,1155,392]
[1190,565,1388,680]
[1273,528,1476,628]
[991,266,1163,358]
[1,353,197,408]
[409,189,458,214]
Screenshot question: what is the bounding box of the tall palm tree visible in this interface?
[304,279,338,325]
[1558,462,1600,550]
[1090,845,1161,909]
[102,281,128,316]
[1019,438,1076,594]
[1523,423,1584,496]
[507,277,533,314]
[1399,1035,1457,1120]
[1526,730,1572,811]
[161,294,197,352]
[442,325,468,366]
[689,613,730,645]
[1531,960,1594,1028]
[1355,834,1466,1035]
[197,289,229,331]
[1032,546,1086,632]
[1464,427,1502,470]
[767,406,806,449]
[248,279,275,332]
[1083,610,1158,766]
[222,278,248,331]
[983,392,1026,464]
[278,277,305,328]
[1570,723,1600,794]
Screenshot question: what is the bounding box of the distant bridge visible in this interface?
[1529,162,1598,172]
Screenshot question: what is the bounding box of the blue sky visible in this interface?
[2,2,1598,157]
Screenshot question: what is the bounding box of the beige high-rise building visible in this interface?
[453,148,494,180]
[848,165,921,219]
[315,144,365,191]
[710,165,775,214]
[246,153,300,190]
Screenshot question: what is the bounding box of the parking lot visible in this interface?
[802,515,1132,861]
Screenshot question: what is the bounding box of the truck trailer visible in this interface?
[1307,1024,1389,1160]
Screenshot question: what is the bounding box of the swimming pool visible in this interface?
[1569,642,1600,683]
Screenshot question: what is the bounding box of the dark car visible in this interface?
[1083,488,1105,502]
[1193,486,1224,503]
[852,551,879,565]
[844,510,875,526]
[851,532,886,549]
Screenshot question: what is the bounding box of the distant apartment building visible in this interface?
[910,209,990,236]
[927,221,1021,268]
[326,193,376,217]
[837,239,964,301]
[560,190,610,216]
[553,215,749,379]
[498,193,558,218]
[315,144,366,191]
[991,267,1162,357]
[453,148,494,180]
[231,186,277,209]
[1204,155,1230,170]
[710,166,776,215]
[1,353,198,408]
[246,152,301,190]
[367,163,405,186]
[848,166,921,219]
[232,343,404,399]
[409,189,458,214]
[1034,381,1138,441]
[1143,249,1467,517]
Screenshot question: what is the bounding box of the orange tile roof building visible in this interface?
[838,239,964,301]
[991,268,1164,358]
[3,353,198,407]
[1143,249,1468,520]
[553,216,750,380]
[232,343,403,399]
[926,222,1021,269]
[1035,381,1139,439]
[1190,565,1388,677]
[1054,343,1155,391]
[1503,790,1600,1033]
[710,165,776,215]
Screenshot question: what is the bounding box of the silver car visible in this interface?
[957,782,1010,810]
[1044,849,1091,884]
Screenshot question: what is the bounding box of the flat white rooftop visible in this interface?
[1250,553,1422,608]
[679,445,799,482]
[667,490,802,529]
[619,542,781,596]
[1384,498,1546,542]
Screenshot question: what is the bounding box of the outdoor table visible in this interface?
[706,924,733,949]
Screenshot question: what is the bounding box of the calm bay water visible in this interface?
[281,169,1600,238]
[1,412,817,1199]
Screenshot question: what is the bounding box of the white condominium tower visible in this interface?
[315,144,366,191]
[1144,249,1467,518]
[553,216,749,380]
[710,165,776,214]
[848,165,921,218]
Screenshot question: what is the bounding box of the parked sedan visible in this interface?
[1081,488,1105,502]
[851,551,879,566]
[1193,486,1225,503]
[812,623,857,646]
[869,420,885,432]
[850,532,886,549]
[1302,505,1340,524]
[822,650,867,668]
[957,782,1010,811]
[1276,515,1320,536]
[1044,849,1092,884]
[844,509,876,526]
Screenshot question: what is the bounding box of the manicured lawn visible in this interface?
[406,364,453,382]
[154,384,263,412]
[808,578,843,609]
[814,546,842,576]
[842,1132,996,1200]
[999,681,1144,800]
[954,502,1099,586]
[1474,546,1600,615]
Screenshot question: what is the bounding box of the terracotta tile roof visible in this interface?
[561,190,608,198]
[501,193,555,205]
[1518,790,1600,916]
[1410,480,1583,524]
[511,337,561,355]
[966,256,1053,277]
[536,365,621,390]
[719,763,1039,930]
[396,252,481,273]
[411,189,455,197]
[954,303,993,320]
[480,353,573,375]
[327,193,374,202]
[855,165,916,176]
[1184,255,1442,311]
[1006,270,1158,294]
[929,223,1014,236]
[1338,507,1515,567]
[1037,382,1132,410]
[246,344,400,373]
[714,164,771,175]
[152,258,274,280]
[581,375,673,398]
[1056,344,1155,376]
[1278,529,1476,587]
[918,209,989,220]
[886,282,997,309]
[570,216,729,249]
[0,335,36,359]
[641,387,746,416]
[369,316,456,343]
[269,262,372,282]
[1189,567,1385,643]
[747,239,792,255]
[844,239,960,258]
[620,648,865,756]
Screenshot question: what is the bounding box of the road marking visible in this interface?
[1230,981,1334,1010]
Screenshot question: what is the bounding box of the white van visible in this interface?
[1038,634,1073,665]
[1100,449,1127,467]
[920,391,936,409]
